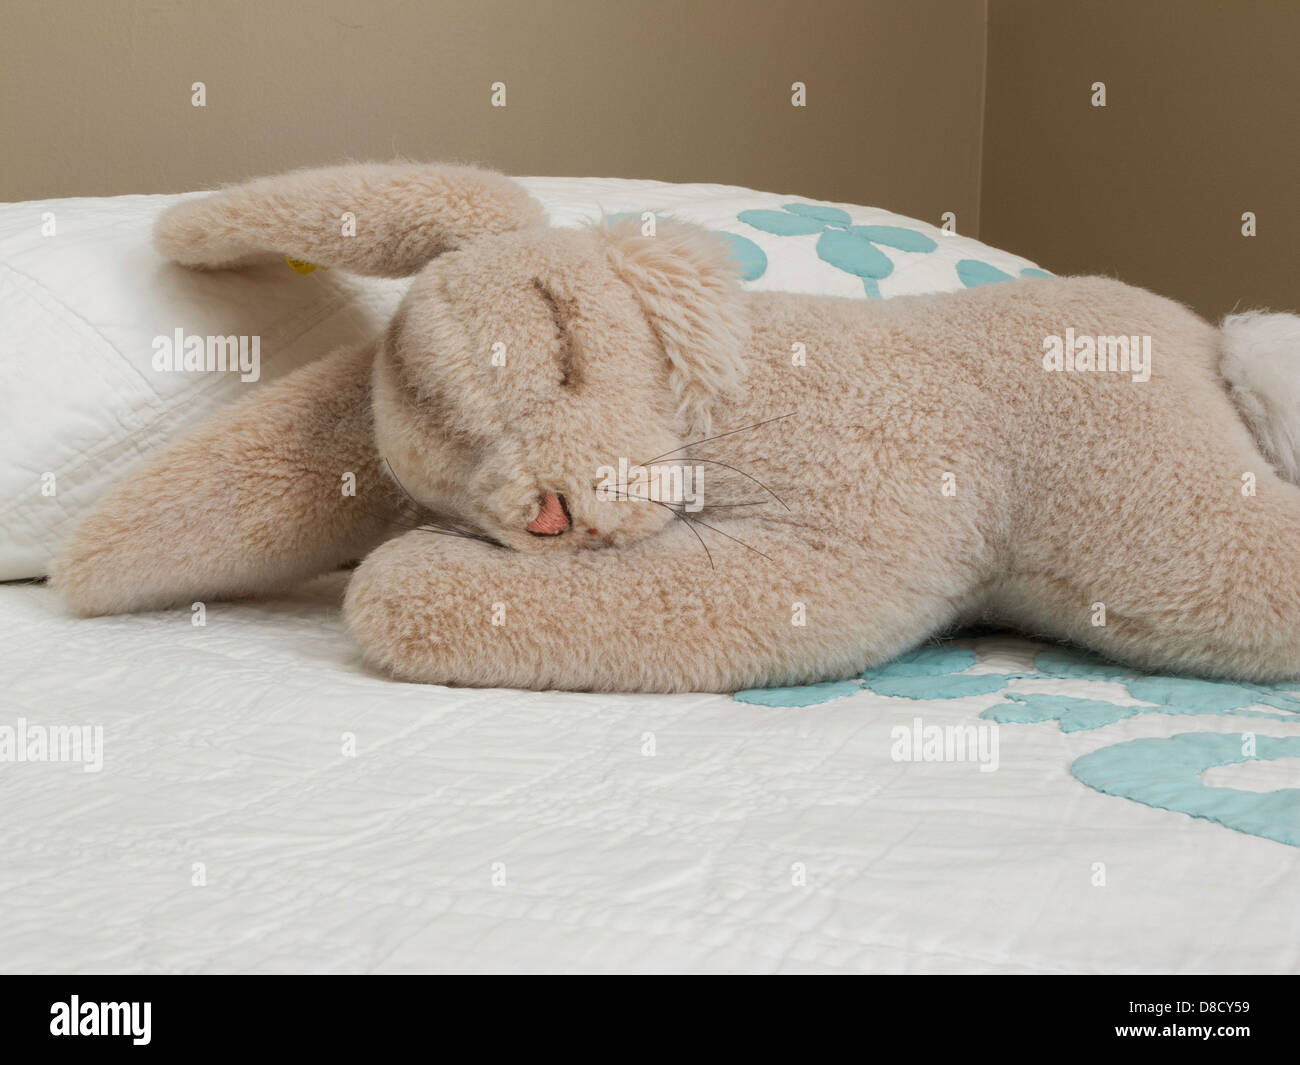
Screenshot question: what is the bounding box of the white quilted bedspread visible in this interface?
[2,576,1298,973]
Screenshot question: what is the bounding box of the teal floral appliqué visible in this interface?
[734,643,1007,707]
[981,651,1300,733]
[715,231,768,282]
[733,640,1300,848]
[738,203,938,298]
[734,642,1300,720]
[957,260,1053,288]
[1071,733,1300,848]
[607,211,768,282]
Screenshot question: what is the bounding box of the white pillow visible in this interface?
[0,178,1043,579]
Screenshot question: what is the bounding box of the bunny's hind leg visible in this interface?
[996,467,1300,684]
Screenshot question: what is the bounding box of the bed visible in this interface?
[2,177,1298,973]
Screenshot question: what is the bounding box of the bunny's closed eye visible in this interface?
[532,279,582,391]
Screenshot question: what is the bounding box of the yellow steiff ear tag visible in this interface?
[285,256,328,274]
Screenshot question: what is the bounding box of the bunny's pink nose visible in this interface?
[526,492,570,535]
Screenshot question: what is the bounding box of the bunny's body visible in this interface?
[52,163,1300,691]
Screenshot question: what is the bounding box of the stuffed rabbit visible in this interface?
[51,162,1300,691]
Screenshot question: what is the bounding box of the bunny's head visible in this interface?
[156,162,750,553]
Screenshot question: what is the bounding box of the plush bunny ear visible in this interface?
[599,217,750,436]
[155,161,547,277]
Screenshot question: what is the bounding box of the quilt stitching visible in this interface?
[735,641,1300,848]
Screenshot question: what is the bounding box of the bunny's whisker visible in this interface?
[596,486,715,569]
[658,455,790,511]
[676,513,777,564]
[597,486,777,566]
[652,500,716,571]
[381,456,505,547]
[639,411,796,465]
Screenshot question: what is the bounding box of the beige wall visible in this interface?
[981,0,1300,319]
[0,0,987,233]
[5,1,1296,320]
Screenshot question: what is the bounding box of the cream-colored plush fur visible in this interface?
[51,162,1300,690]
